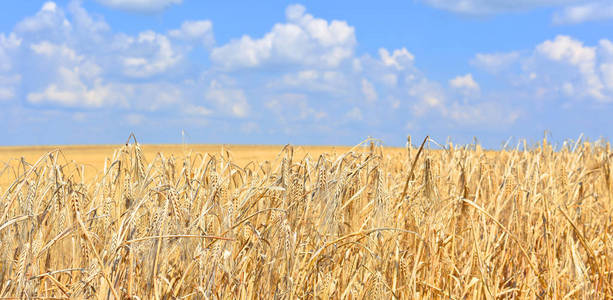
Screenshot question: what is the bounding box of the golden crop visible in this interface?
[0,137,612,298]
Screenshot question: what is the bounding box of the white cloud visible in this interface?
[42,2,58,12]
[475,35,613,103]
[600,39,613,60]
[13,2,189,88]
[408,75,516,126]
[537,35,596,65]
[449,73,480,94]
[31,41,82,61]
[470,52,520,73]
[169,20,214,48]
[210,4,504,130]
[0,1,216,114]
[26,40,115,107]
[16,2,70,33]
[553,2,613,24]
[27,66,113,107]
[408,79,447,116]
[361,78,378,101]
[205,80,250,118]
[68,1,109,34]
[378,48,414,71]
[95,0,182,13]
[121,31,182,77]
[210,4,356,70]
[0,1,529,140]
[23,35,185,109]
[535,35,604,100]
[0,33,21,48]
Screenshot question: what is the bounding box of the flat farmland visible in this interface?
[1,144,394,188]
[0,144,361,168]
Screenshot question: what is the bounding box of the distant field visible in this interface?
[1,144,399,188]
[0,144,359,167]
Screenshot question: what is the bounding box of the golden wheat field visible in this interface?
[1,137,612,299]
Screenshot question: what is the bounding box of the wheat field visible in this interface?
[0,136,612,299]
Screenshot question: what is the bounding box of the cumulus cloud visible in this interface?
[168,20,214,48]
[208,3,499,129]
[31,41,82,61]
[21,38,113,107]
[95,0,182,13]
[406,76,515,126]
[16,2,189,80]
[25,41,113,107]
[1,1,529,145]
[205,80,250,118]
[449,73,480,94]
[120,31,182,77]
[0,1,221,112]
[27,67,112,107]
[535,35,603,99]
[210,4,356,70]
[16,1,70,33]
[475,35,613,102]
[408,79,447,116]
[378,48,414,71]
[68,1,110,38]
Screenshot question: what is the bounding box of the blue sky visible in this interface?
[1,0,612,147]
